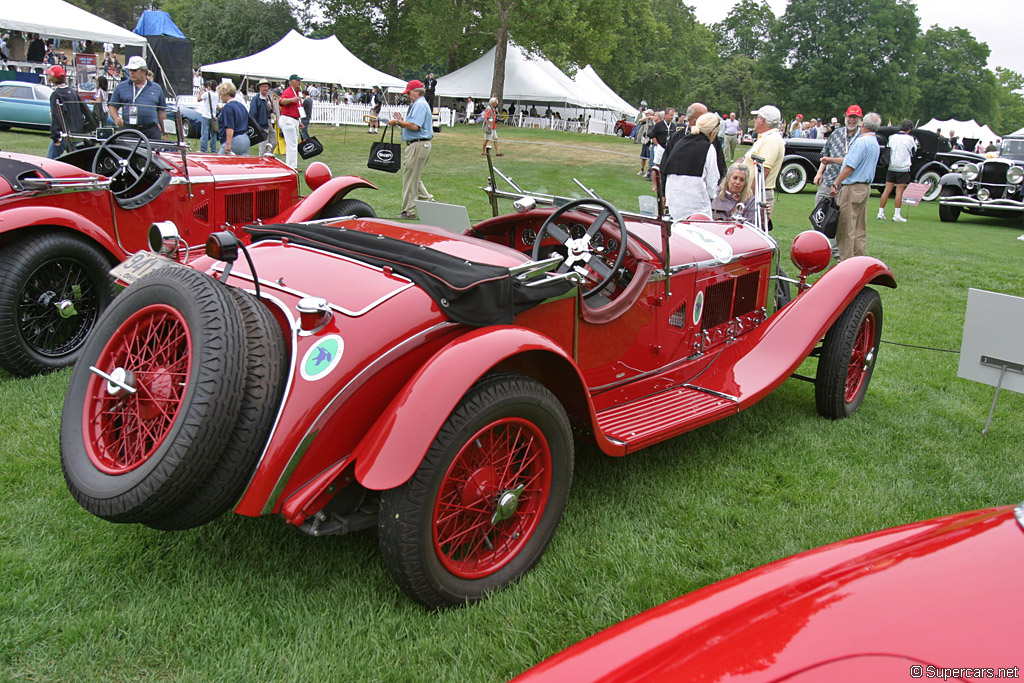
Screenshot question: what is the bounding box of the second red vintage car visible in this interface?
[0,124,375,377]
[59,169,895,608]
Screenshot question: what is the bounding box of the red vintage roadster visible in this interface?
[59,168,895,608]
[0,123,375,377]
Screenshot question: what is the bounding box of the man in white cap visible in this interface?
[743,104,785,217]
[387,79,434,219]
[108,55,166,140]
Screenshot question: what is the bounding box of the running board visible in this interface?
[595,385,738,452]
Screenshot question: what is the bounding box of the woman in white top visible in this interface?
[660,112,722,221]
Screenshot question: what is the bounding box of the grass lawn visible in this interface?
[2,122,1024,681]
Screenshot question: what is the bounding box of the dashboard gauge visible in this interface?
[522,227,537,246]
[590,232,604,249]
[570,223,587,240]
[606,237,620,253]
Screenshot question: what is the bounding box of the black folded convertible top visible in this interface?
[246,222,573,327]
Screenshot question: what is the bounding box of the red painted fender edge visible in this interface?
[352,325,617,491]
[691,256,896,407]
[270,175,378,223]
[0,205,122,258]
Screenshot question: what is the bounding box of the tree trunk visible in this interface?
[490,0,516,106]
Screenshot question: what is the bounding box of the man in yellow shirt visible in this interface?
[744,104,785,217]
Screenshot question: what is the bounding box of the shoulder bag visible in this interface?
[367,126,401,173]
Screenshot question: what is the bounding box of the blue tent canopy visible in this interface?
[133,10,186,39]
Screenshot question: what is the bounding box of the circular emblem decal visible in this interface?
[300,335,344,381]
[376,149,393,162]
[693,290,704,326]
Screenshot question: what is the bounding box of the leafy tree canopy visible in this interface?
[914,25,997,124]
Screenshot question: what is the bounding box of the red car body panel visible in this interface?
[515,505,1024,682]
[271,176,378,223]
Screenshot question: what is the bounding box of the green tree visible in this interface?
[167,0,298,66]
[765,0,920,121]
[712,0,775,60]
[68,0,155,31]
[914,26,997,125]
[994,67,1024,135]
[690,55,774,131]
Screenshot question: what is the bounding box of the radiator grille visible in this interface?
[668,302,687,328]
[255,188,280,220]
[733,272,760,317]
[192,201,209,223]
[225,191,254,225]
[701,280,734,331]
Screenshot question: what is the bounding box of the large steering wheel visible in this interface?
[91,129,154,200]
[531,198,628,299]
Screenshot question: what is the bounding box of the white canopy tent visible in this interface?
[435,43,599,108]
[201,30,404,91]
[920,118,999,143]
[572,65,638,118]
[0,0,148,47]
[1009,126,1024,137]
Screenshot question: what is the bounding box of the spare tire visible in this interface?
[320,198,377,219]
[147,288,288,530]
[61,267,246,524]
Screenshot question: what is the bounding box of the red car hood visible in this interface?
[516,505,1024,682]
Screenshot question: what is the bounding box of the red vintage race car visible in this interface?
[0,123,376,377]
[59,169,895,608]
[514,502,1024,682]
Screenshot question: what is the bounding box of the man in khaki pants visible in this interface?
[830,112,881,260]
[387,79,435,218]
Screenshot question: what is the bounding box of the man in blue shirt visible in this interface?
[830,111,881,261]
[108,56,166,140]
[249,78,272,129]
[387,79,435,219]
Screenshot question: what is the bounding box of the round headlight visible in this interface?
[961,163,980,181]
[1007,166,1023,185]
[978,188,990,201]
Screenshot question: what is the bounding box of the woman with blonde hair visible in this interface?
[216,81,250,155]
[710,161,758,222]
[660,111,722,220]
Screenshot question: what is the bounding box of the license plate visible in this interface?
[110,251,185,285]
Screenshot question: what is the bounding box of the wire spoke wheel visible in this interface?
[815,288,883,419]
[844,311,876,404]
[83,304,191,474]
[18,256,100,357]
[433,417,551,579]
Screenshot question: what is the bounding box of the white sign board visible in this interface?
[957,288,1024,395]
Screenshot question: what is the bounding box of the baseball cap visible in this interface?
[846,104,863,117]
[289,74,301,82]
[126,56,147,71]
[796,113,803,119]
[46,64,66,79]
[751,105,781,120]
[831,117,839,124]
[403,79,424,94]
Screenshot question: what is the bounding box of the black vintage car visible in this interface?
[778,127,983,201]
[938,136,1024,223]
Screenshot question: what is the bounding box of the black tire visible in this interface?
[616,127,625,137]
[61,267,246,523]
[778,161,808,194]
[0,233,116,377]
[938,186,962,222]
[815,288,882,419]
[378,373,573,608]
[319,198,377,219]
[775,264,792,310]
[146,288,288,530]
[917,169,942,201]
[180,117,193,138]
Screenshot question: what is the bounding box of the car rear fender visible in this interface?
[782,154,818,175]
[690,257,896,409]
[269,176,377,223]
[0,206,121,257]
[352,325,618,491]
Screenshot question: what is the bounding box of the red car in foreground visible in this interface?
[515,502,1024,682]
[59,173,895,607]
[0,124,375,377]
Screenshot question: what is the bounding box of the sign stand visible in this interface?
[957,289,1024,435]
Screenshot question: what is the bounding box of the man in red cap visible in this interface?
[387,79,435,219]
[814,105,864,209]
[789,113,804,138]
[46,65,89,158]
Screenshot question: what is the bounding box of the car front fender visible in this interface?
[352,325,610,491]
[939,172,964,190]
[0,205,121,257]
[691,257,896,409]
[270,176,378,223]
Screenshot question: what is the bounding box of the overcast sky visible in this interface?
[689,0,1023,79]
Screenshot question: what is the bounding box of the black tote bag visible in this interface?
[809,196,841,238]
[367,127,401,173]
[246,115,268,145]
[298,136,323,160]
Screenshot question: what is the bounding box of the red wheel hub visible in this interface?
[845,312,876,403]
[433,418,552,579]
[82,304,192,474]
